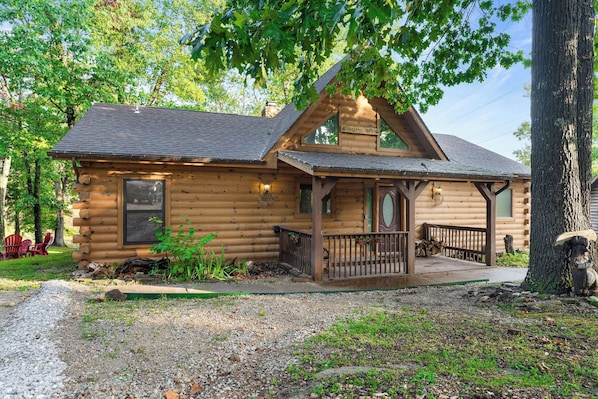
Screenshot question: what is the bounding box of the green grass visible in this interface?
[0,247,77,290]
[288,306,598,398]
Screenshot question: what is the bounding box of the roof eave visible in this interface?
[48,150,267,166]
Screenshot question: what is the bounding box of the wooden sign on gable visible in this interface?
[341,125,378,135]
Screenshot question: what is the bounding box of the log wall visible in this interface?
[71,163,369,265]
[415,180,530,252]
[72,160,530,265]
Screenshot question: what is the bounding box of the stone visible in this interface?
[163,390,179,399]
[189,383,203,396]
[104,289,127,302]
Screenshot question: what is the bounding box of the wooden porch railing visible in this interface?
[423,223,486,263]
[278,228,313,276]
[278,227,408,279]
[324,232,408,279]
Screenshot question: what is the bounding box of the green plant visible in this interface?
[497,251,529,268]
[149,218,247,281]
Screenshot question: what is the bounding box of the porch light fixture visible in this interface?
[432,183,443,205]
[258,182,273,206]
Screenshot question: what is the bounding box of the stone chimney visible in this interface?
[261,101,281,118]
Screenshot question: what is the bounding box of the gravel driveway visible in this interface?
[0,279,506,398]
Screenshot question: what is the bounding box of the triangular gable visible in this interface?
[265,91,448,162]
[263,59,447,162]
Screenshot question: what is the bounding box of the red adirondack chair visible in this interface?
[18,239,32,257]
[28,233,53,256]
[1,234,23,260]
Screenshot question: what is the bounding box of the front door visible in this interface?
[378,186,401,252]
[379,186,399,232]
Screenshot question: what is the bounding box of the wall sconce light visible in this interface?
[258,182,273,206]
[432,183,443,205]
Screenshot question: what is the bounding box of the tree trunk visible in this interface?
[33,159,42,244]
[523,0,594,294]
[0,157,10,242]
[53,162,71,247]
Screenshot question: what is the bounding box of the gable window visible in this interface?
[379,118,408,150]
[304,113,338,145]
[299,184,332,214]
[123,179,165,244]
[497,189,513,218]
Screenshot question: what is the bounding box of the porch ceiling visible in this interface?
[278,150,517,181]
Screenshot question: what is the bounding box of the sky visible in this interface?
[421,12,533,161]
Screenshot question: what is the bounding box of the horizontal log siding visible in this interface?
[415,180,530,252]
[71,163,368,265]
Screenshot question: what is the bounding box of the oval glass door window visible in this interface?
[382,192,394,227]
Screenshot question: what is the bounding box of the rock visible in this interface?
[189,383,203,396]
[104,289,127,302]
[163,390,179,399]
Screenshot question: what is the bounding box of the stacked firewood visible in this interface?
[415,238,445,257]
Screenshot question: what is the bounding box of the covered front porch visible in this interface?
[277,151,516,282]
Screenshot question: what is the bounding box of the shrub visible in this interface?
[149,219,246,281]
[496,251,529,268]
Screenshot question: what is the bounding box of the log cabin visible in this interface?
[49,62,531,281]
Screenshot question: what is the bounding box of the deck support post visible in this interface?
[395,180,428,274]
[310,176,339,281]
[474,181,509,266]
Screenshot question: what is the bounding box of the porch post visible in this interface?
[311,175,323,281]
[474,182,501,266]
[395,180,428,274]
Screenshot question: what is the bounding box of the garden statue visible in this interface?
[554,229,598,296]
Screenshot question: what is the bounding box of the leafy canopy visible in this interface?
[184,0,530,111]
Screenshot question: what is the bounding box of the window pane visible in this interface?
[497,189,512,218]
[125,180,163,207]
[366,188,373,232]
[382,192,395,227]
[305,113,338,145]
[125,211,162,243]
[299,184,332,214]
[380,119,408,149]
[124,179,165,244]
[299,184,312,213]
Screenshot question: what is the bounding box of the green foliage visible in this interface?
[497,251,529,268]
[149,219,246,281]
[513,121,531,166]
[185,0,530,112]
[292,306,598,397]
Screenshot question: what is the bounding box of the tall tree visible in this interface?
[523,0,594,293]
[0,0,235,244]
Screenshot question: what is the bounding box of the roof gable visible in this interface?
[263,60,447,161]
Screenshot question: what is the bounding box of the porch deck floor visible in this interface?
[321,255,527,290]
